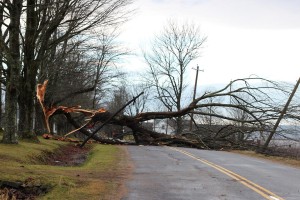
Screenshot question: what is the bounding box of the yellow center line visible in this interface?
[168,147,285,200]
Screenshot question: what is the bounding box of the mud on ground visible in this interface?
[37,144,91,166]
[0,144,91,199]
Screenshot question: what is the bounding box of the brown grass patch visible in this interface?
[231,150,300,168]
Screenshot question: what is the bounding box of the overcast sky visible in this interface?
[120,0,300,87]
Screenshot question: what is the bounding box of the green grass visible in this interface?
[0,136,128,200]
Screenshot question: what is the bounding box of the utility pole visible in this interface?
[261,77,300,151]
[189,65,204,131]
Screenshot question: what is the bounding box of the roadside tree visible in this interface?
[143,20,207,134]
[39,77,294,150]
[0,0,132,143]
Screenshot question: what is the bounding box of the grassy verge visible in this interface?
[0,136,129,200]
[231,150,300,168]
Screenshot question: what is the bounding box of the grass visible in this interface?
[231,150,300,168]
[0,134,129,200]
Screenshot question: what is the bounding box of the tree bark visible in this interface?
[17,0,38,140]
[34,102,48,135]
[18,72,38,140]
[0,5,3,129]
[2,0,22,144]
[176,116,183,135]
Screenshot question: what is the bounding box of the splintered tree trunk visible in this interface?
[2,0,22,144]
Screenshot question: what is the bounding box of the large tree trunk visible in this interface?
[2,0,22,144]
[17,0,39,140]
[0,72,2,130]
[18,68,38,140]
[0,6,3,129]
[18,90,36,140]
[3,79,19,144]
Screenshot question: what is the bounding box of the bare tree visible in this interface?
[0,0,22,143]
[0,0,133,143]
[88,29,130,109]
[33,27,129,135]
[143,20,207,134]
[228,90,252,141]
[107,86,129,113]
[37,77,295,150]
[125,83,150,116]
[197,90,224,126]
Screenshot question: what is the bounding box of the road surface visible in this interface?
[122,146,300,200]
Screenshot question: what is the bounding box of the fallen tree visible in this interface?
[37,78,296,149]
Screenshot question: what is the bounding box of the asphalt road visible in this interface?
[122,146,300,200]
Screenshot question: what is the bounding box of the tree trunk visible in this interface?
[18,0,39,140]
[17,103,26,138]
[176,116,183,135]
[18,79,38,140]
[0,75,2,130]
[34,102,47,135]
[2,0,22,144]
[0,6,3,129]
[2,80,18,144]
[18,92,37,140]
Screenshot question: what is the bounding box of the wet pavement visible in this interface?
[122,146,300,200]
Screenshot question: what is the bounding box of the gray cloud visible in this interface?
[205,0,300,29]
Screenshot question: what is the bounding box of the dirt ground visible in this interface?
[42,144,91,166]
[0,144,90,199]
